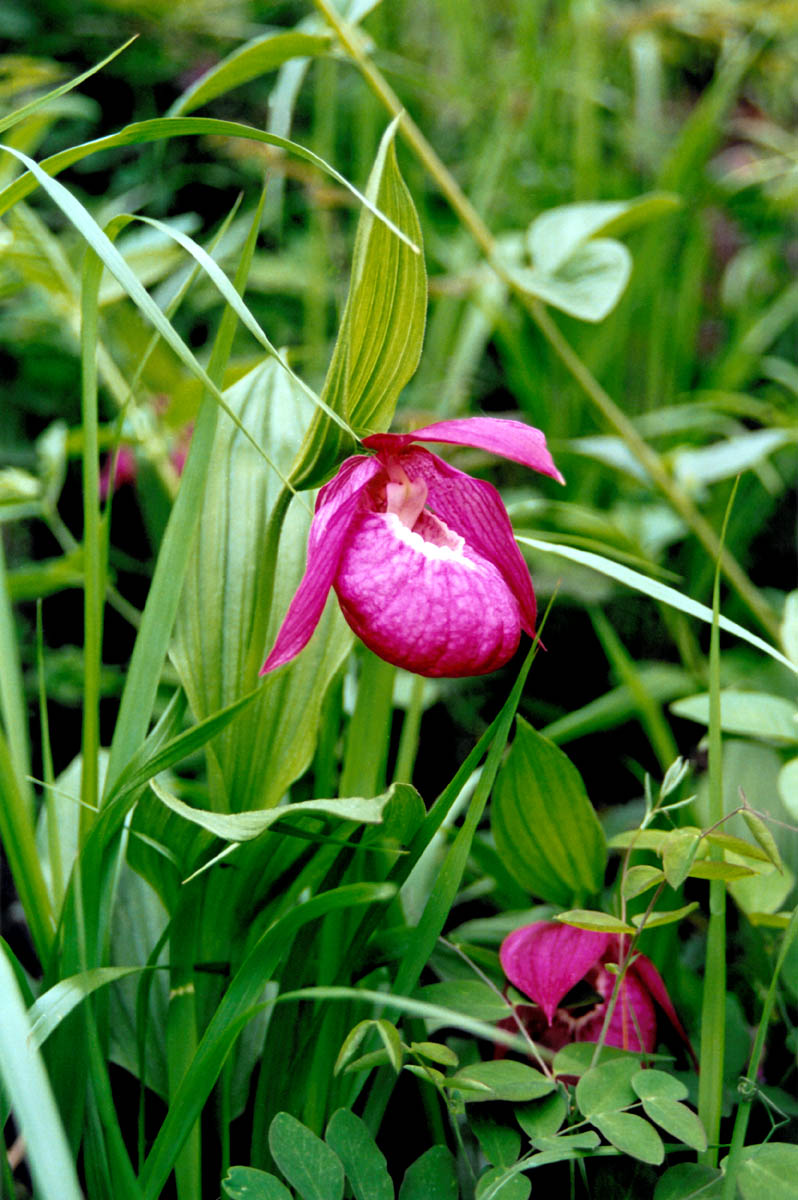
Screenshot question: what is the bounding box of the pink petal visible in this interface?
[500,923,610,1025]
[260,455,381,674]
[402,448,538,635]
[599,965,657,1054]
[363,416,564,484]
[334,509,521,676]
[629,952,698,1068]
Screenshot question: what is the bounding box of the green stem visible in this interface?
[0,731,54,964]
[167,900,201,1200]
[36,602,63,908]
[722,908,798,1197]
[393,673,426,784]
[313,0,779,642]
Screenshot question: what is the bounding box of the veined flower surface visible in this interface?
[260,417,563,678]
[500,921,695,1062]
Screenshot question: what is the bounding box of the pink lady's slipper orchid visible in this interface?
[260,417,563,678]
[500,922,696,1063]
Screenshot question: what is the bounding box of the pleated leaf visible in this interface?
[492,718,606,905]
[170,358,352,812]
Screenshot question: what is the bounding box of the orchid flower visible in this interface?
[260,417,563,678]
[500,921,696,1062]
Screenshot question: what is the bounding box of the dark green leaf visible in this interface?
[631,1069,688,1102]
[736,1143,798,1200]
[576,1058,640,1117]
[653,1163,723,1200]
[222,1166,294,1200]
[269,1112,344,1200]
[475,1166,530,1200]
[640,1098,706,1151]
[450,1061,555,1103]
[471,1113,521,1167]
[325,1109,393,1200]
[514,1092,568,1140]
[591,1112,664,1164]
[398,1146,458,1200]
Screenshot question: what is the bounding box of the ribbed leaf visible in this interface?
[291,117,426,488]
[492,718,606,905]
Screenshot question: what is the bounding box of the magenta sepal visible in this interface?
[500,922,612,1024]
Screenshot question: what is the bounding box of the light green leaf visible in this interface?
[410,1041,459,1068]
[530,1130,600,1154]
[640,1097,707,1151]
[576,1058,639,1117]
[398,1146,458,1200]
[517,537,797,676]
[415,981,511,1024]
[526,194,680,274]
[492,718,606,906]
[729,860,795,916]
[269,1112,344,1200]
[653,1163,723,1199]
[631,902,698,929]
[169,31,332,116]
[735,1142,798,1200]
[591,1111,664,1164]
[27,965,148,1049]
[450,1061,555,1103]
[222,1166,293,1200]
[169,359,352,813]
[688,861,757,881]
[662,829,701,889]
[742,810,784,872]
[553,1043,641,1078]
[325,1109,393,1200]
[778,756,798,820]
[375,1019,404,1073]
[556,909,635,934]
[150,778,413,842]
[631,1069,688,1102]
[672,429,795,495]
[622,864,665,899]
[0,947,85,1200]
[291,116,426,487]
[506,239,631,322]
[670,691,798,744]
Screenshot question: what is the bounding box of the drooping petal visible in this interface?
[402,447,538,634]
[500,922,611,1025]
[334,508,521,676]
[260,455,382,674]
[363,416,564,483]
[592,962,657,1054]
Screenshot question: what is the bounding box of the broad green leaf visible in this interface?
[729,860,795,916]
[475,1167,530,1200]
[556,909,635,934]
[505,239,631,322]
[450,1061,555,1103]
[553,1043,642,1079]
[291,117,426,488]
[590,1111,664,1164]
[169,31,332,116]
[735,1142,798,1200]
[653,1163,723,1200]
[375,1019,404,1073]
[325,1109,393,1200]
[576,1058,639,1117]
[631,901,698,929]
[526,194,680,274]
[631,1069,688,1102]
[222,1166,293,1200]
[529,1130,600,1154]
[622,864,665,899]
[517,538,797,676]
[150,778,410,843]
[410,1041,459,1068]
[169,359,352,813]
[398,1145,457,1200]
[640,1097,707,1151]
[471,1114,521,1167]
[269,1112,344,1200]
[514,1092,568,1141]
[689,861,757,881]
[670,691,798,744]
[662,829,701,889]
[0,946,85,1200]
[492,718,606,905]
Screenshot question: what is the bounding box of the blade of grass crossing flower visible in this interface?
[104,190,265,795]
[0,945,85,1200]
[141,883,395,1200]
[698,480,739,1168]
[517,537,795,675]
